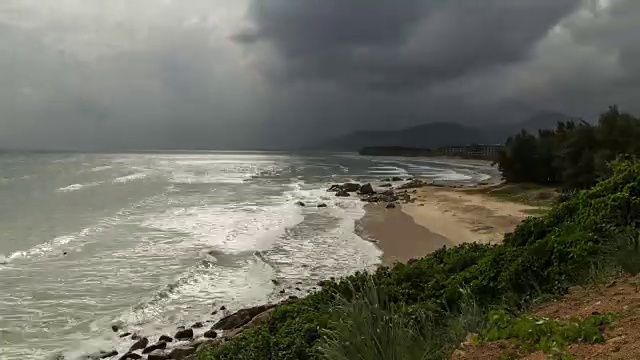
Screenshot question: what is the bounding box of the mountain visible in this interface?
[313,112,578,151]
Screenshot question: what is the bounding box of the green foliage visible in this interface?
[497,106,640,190]
[201,158,640,360]
[481,310,615,355]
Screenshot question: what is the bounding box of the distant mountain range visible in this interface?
[312,112,578,151]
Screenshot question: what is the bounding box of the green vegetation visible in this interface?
[497,106,640,191]
[200,155,640,360]
[481,310,615,356]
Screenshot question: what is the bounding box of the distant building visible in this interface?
[437,144,503,159]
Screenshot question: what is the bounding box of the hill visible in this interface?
[314,112,577,150]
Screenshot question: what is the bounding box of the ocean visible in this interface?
[0,151,496,359]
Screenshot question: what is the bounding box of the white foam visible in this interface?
[113,172,148,184]
[57,182,101,192]
[90,165,113,172]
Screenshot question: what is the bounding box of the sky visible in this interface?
[1,0,639,150]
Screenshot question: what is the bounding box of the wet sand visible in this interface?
[357,203,453,265]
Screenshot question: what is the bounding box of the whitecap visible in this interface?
[113,173,148,184]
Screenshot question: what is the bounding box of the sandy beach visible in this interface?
[361,184,537,265]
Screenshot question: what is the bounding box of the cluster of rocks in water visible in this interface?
[325,178,427,207]
[87,302,288,360]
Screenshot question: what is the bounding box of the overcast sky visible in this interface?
[1,0,639,150]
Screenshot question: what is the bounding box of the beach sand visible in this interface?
[362,185,537,265]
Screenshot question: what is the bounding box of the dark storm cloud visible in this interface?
[237,0,582,91]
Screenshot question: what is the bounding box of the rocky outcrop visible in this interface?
[243,308,274,330]
[174,328,194,340]
[341,183,361,192]
[358,183,375,195]
[168,346,197,360]
[128,338,148,353]
[213,304,275,330]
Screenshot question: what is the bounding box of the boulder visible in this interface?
[174,328,193,341]
[399,179,427,189]
[341,183,361,192]
[159,335,173,343]
[142,341,167,354]
[243,308,274,330]
[379,183,393,188]
[111,325,121,333]
[358,183,375,195]
[386,203,397,209]
[391,177,403,182]
[130,333,141,341]
[203,329,218,339]
[147,350,170,360]
[317,203,328,208]
[213,304,275,330]
[128,338,148,353]
[167,346,197,360]
[382,190,395,196]
[118,353,142,360]
[192,338,220,352]
[191,322,204,329]
[335,189,350,197]
[381,178,391,182]
[119,332,132,338]
[295,201,306,207]
[327,184,342,192]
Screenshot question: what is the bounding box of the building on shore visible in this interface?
[438,144,503,160]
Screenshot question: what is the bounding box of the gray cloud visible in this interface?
[1,0,640,150]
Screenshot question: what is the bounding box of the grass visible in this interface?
[464,183,559,208]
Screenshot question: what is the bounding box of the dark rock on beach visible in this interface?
[142,341,167,354]
[130,333,141,341]
[358,183,375,195]
[128,338,148,353]
[168,346,197,360]
[174,328,194,340]
[386,203,397,209]
[341,183,361,192]
[119,332,132,338]
[295,201,306,207]
[111,325,121,333]
[335,189,350,197]
[204,328,218,339]
[147,350,170,360]
[317,203,328,208]
[392,177,403,182]
[327,184,342,192]
[191,322,204,329]
[213,304,275,330]
[159,335,173,343]
[118,353,142,360]
[380,183,393,188]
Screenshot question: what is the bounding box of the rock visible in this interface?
[327,184,342,192]
[382,189,395,196]
[295,201,306,207]
[174,328,194,340]
[90,350,118,359]
[142,341,167,354]
[418,203,425,207]
[167,346,197,360]
[392,177,404,182]
[118,353,142,360]
[335,189,350,197]
[119,332,132,338]
[159,335,173,343]
[358,183,375,195]
[220,306,226,311]
[147,350,170,360]
[398,179,427,189]
[204,329,218,339]
[381,178,391,182]
[213,304,275,330]
[341,183,361,192]
[386,203,396,209]
[288,295,299,300]
[131,333,141,341]
[192,338,219,352]
[224,328,244,338]
[191,322,204,329]
[111,325,121,333]
[243,308,274,330]
[407,258,418,264]
[128,338,148,353]
[379,183,393,188]
[317,203,328,208]
[271,279,279,285]
[210,310,218,315]
[450,349,466,360]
